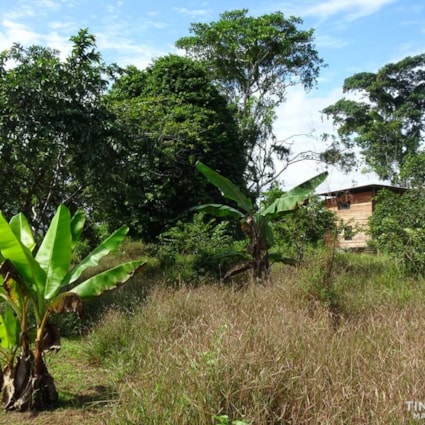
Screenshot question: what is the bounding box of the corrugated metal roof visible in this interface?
[318,183,407,197]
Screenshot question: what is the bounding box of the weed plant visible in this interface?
[157,213,247,285]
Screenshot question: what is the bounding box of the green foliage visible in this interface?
[369,188,425,274]
[0,205,144,411]
[177,9,324,195]
[261,184,336,262]
[0,29,119,232]
[194,162,328,281]
[0,306,20,365]
[298,249,418,321]
[157,213,246,284]
[400,151,425,187]
[105,55,246,240]
[213,415,249,425]
[322,54,425,183]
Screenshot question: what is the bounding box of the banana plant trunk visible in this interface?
[247,219,271,283]
[1,325,58,411]
[1,350,58,411]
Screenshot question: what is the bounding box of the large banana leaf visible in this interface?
[256,216,274,246]
[9,213,36,252]
[70,260,145,299]
[196,162,253,213]
[70,209,86,250]
[268,252,297,265]
[0,308,19,349]
[63,225,129,286]
[192,203,245,219]
[223,261,253,280]
[47,292,83,317]
[261,172,328,218]
[1,275,25,318]
[0,212,45,296]
[35,205,72,300]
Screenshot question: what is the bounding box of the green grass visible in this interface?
[0,338,112,425]
[1,249,425,424]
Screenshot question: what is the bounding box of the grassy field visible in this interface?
[1,249,425,424]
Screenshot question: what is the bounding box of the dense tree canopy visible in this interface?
[0,29,119,232]
[322,54,425,184]
[104,55,246,240]
[176,9,324,197]
[0,15,325,241]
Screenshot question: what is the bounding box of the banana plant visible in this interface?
[0,205,145,411]
[194,162,328,282]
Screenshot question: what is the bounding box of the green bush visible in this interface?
[261,186,336,263]
[157,213,247,284]
[370,188,425,275]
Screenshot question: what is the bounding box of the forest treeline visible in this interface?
[1,9,425,272]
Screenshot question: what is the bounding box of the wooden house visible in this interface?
[319,184,406,250]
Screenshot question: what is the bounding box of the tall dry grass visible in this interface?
[85,252,425,424]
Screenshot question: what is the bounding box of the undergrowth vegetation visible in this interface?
[157,213,247,284]
[78,248,425,424]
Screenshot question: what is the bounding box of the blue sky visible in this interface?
[0,0,424,190]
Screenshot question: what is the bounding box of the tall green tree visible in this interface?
[105,55,246,240]
[322,54,425,184]
[176,9,324,197]
[0,29,119,232]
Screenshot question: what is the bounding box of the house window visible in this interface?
[344,226,353,241]
[338,201,351,210]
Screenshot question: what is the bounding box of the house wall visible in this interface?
[325,190,374,249]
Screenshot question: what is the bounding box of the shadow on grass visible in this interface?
[56,384,116,410]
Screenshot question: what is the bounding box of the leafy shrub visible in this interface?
[369,188,425,274]
[261,185,336,263]
[157,213,246,284]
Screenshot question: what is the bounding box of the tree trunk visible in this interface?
[1,349,58,411]
[250,232,271,283]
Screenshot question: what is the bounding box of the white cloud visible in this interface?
[274,86,341,150]
[305,0,398,21]
[0,19,73,58]
[34,0,61,11]
[5,0,62,20]
[48,20,77,31]
[94,31,168,69]
[44,31,72,57]
[3,4,36,20]
[391,42,425,63]
[272,0,397,23]
[173,7,209,17]
[0,19,41,49]
[273,84,382,190]
[139,19,168,31]
[315,34,349,49]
